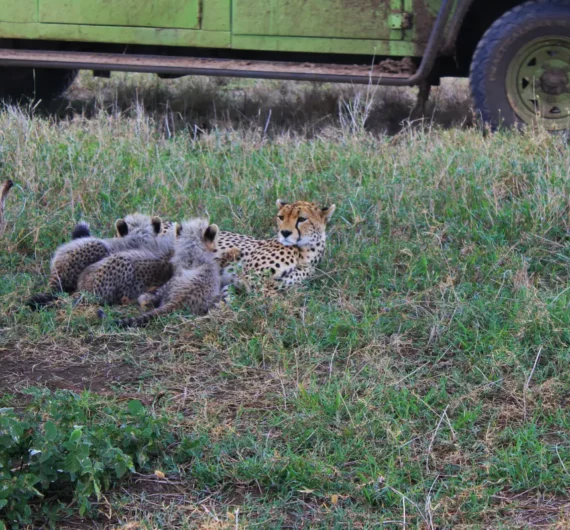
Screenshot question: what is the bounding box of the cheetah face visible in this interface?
[115,213,163,238]
[275,200,336,247]
[173,218,219,267]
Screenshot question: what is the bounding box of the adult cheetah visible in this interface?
[216,200,336,290]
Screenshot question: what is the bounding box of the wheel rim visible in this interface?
[506,36,570,130]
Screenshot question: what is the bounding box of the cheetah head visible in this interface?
[275,200,336,247]
[114,213,163,238]
[173,218,219,268]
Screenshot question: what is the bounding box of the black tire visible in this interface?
[470,0,570,131]
[0,67,78,103]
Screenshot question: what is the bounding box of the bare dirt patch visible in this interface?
[0,343,141,396]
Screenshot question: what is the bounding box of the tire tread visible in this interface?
[470,0,570,128]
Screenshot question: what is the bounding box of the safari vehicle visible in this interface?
[0,0,568,130]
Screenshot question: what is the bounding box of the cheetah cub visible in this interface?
[75,228,176,306]
[27,213,163,309]
[116,219,239,327]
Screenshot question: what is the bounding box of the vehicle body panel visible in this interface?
[39,0,201,29]
[1,0,37,23]
[0,22,232,48]
[230,35,417,56]
[232,0,403,41]
[0,0,449,57]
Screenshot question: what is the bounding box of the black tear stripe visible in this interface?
[295,218,303,241]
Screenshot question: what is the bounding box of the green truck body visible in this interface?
[0,0,435,56]
[0,0,568,130]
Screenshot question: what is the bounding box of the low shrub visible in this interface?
[0,388,176,528]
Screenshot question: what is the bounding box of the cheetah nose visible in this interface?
[280,230,293,238]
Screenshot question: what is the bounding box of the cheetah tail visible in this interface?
[71,221,91,240]
[26,292,60,310]
[114,304,175,328]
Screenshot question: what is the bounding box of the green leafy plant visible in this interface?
[0,388,176,528]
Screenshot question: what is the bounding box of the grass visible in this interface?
[57,71,474,136]
[1,72,570,528]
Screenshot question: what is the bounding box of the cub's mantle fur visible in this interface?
[27,213,163,310]
[116,219,239,327]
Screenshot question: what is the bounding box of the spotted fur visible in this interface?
[27,213,164,310]
[76,235,175,305]
[116,219,239,327]
[216,200,336,290]
[159,220,175,236]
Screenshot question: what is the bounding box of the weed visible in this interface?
[0,389,179,528]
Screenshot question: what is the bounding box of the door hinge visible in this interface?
[389,12,413,30]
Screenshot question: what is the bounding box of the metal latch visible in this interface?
[389,12,413,30]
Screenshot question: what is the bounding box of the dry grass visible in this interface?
[49,71,475,136]
[2,73,570,529]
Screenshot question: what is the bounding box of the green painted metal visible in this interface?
[0,22,232,48]
[388,13,413,30]
[506,36,570,131]
[0,0,37,23]
[202,0,230,32]
[0,0,451,57]
[231,35,416,57]
[39,0,201,28]
[232,0,396,40]
[388,0,405,41]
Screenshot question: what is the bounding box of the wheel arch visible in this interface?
[443,0,535,75]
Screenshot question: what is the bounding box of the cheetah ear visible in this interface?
[151,216,162,235]
[320,204,336,223]
[176,223,182,237]
[204,224,219,244]
[115,218,129,237]
[276,199,288,209]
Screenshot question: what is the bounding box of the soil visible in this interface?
[0,346,141,397]
[376,57,416,75]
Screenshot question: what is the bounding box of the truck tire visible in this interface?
[0,67,78,103]
[470,0,570,131]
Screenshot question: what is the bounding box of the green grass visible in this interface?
[1,75,570,528]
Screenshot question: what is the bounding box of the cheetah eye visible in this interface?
[277,215,284,221]
[298,217,307,223]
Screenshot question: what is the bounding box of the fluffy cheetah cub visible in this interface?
[27,213,163,309]
[75,230,176,306]
[116,219,239,327]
